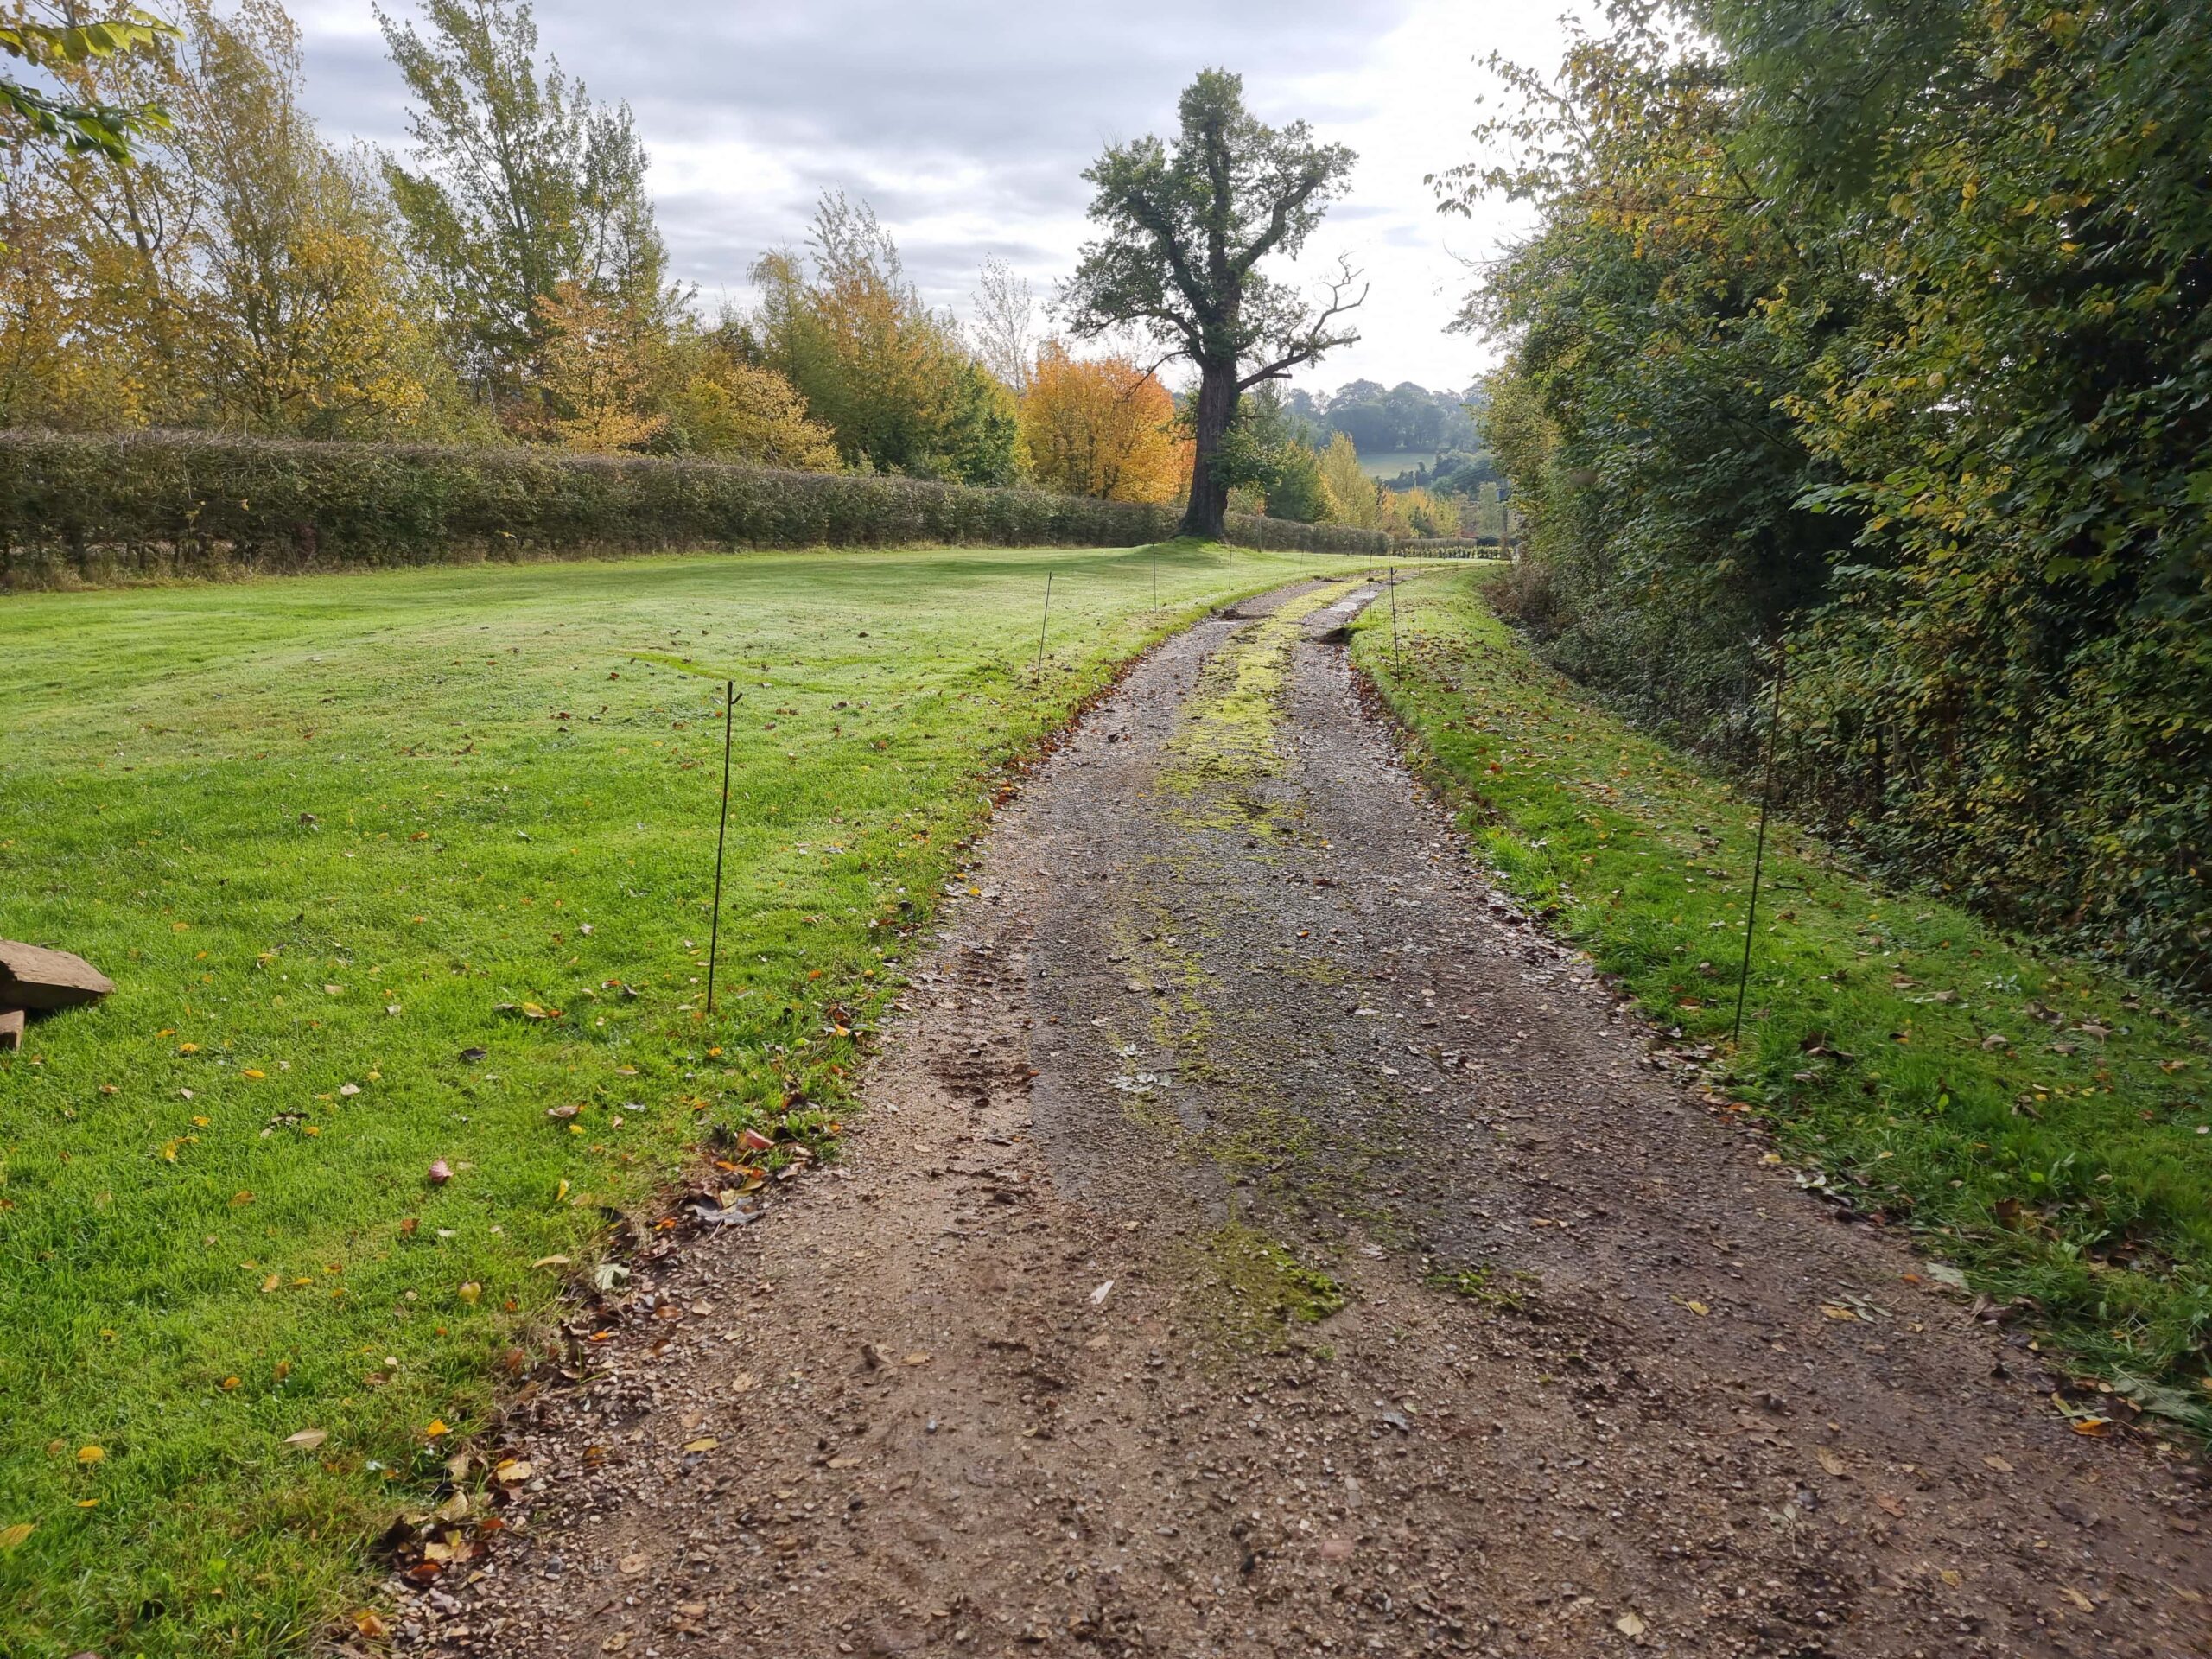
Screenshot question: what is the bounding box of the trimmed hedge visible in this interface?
[0,429,1388,587]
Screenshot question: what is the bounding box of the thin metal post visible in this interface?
[1152,547,1159,613]
[1732,653,1788,1046]
[707,679,735,1014]
[1389,565,1401,664]
[1035,572,1053,680]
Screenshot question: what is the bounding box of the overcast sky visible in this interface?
[293,0,1593,396]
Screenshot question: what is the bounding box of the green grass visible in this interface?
[1352,448,1432,480]
[1355,568,2212,1438]
[0,539,1325,1658]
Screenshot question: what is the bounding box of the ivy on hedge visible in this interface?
[0,429,1387,585]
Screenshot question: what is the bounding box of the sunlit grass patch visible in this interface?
[0,539,1321,1657]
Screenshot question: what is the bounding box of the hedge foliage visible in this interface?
[1463,1,2212,997]
[0,429,1386,586]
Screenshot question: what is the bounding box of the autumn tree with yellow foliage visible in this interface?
[1018,342,1187,503]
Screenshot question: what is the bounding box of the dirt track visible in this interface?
[400,580,2211,1658]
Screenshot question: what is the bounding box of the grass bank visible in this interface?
[1354,568,2211,1439]
[0,540,1319,1657]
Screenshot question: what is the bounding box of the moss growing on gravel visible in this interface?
[1423,1261,1533,1312]
[1194,1221,1348,1350]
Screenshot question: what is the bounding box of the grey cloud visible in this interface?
[298,0,1474,378]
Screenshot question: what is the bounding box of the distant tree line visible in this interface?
[0,5,1378,533]
[1448,0,2211,994]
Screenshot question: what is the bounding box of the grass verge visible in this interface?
[1353,567,2212,1440]
[0,539,1325,1657]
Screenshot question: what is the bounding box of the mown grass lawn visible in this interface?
[1357,568,2212,1438]
[0,540,1323,1658]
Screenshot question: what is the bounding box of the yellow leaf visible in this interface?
[532,1255,571,1269]
[241,1069,266,1080]
[177,1042,200,1054]
[457,1282,481,1304]
[2060,1586,2094,1612]
[220,1376,240,1391]
[425,1419,448,1437]
[0,1522,33,1551]
[1686,1300,1710,1316]
[682,1437,718,1453]
[76,1446,104,1465]
[260,1274,281,1293]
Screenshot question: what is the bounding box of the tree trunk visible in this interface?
[1178,359,1238,540]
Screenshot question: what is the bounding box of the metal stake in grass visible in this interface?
[1152,547,1160,614]
[1035,572,1054,681]
[706,678,735,1015]
[1389,564,1401,664]
[1731,651,1788,1047]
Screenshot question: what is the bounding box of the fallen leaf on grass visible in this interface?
[76,1446,103,1465]
[532,1255,571,1269]
[0,1523,33,1551]
[283,1429,328,1451]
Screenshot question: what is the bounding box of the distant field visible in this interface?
[1353,448,1434,480]
[0,541,1319,1658]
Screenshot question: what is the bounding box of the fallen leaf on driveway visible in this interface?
[2059,1586,2095,1612]
[619,1553,649,1575]
[1874,1491,1907,1517]
[1983,1453,2013,1472]
[1614,1611,1647,1637]
[1817,1449,1847,1477]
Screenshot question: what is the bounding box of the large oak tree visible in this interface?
[1064,69,1362,540]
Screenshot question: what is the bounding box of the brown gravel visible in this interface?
[394,579,2211,1659]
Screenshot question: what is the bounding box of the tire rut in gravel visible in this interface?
[405,578,2210,1659]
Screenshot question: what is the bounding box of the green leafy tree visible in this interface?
[752,194,1016,485]
[1315,431,1378,529]
[1064,68,1362,540]
[377,0,671,411]
[0,6,174,161]
[1447,0,2212,992]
